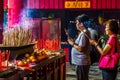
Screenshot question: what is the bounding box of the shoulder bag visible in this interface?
[99,37,120,70]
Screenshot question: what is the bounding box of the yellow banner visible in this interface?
[65,1,90,8]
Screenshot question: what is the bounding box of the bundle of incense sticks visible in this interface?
[64,28,90,39]
[64,28,101,44]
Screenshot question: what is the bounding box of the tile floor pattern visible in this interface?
[66,62,120,80]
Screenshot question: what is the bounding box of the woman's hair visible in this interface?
[75,14,89,28]
[106,19,119,34]
[75,14,89,22]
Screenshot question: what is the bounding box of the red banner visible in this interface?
[26,0,120,9]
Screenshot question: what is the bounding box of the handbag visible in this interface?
[99,37,120,70]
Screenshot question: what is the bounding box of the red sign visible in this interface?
[65,1,90,8]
